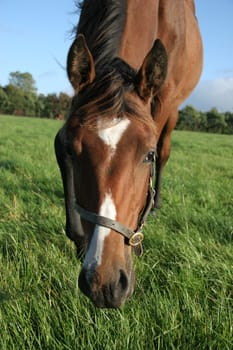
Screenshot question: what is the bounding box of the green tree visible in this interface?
[224,111,233,134]
[35,94,47,118]
[57,92,71,119]
[0,86,10,113]
[4,84,24,115]
[178,105,202,131]
[43,93,59,119]
[9,71,37,94]
[4,84,36,116]
[42,93,71,119]
[206,108,227,133]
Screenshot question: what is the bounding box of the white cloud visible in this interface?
[182,76,233,112]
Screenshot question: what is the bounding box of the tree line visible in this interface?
[0,71,233,134]
[177,105,233,134]
[0,71,70,120]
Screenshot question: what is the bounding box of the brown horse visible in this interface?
[55,0,203,308]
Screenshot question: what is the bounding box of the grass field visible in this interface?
[0,114,232,349]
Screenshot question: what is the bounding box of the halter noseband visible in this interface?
[75,163,155,257]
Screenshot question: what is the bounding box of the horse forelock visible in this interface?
[67,61,156,133]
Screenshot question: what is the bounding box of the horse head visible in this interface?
[56,34,167,308]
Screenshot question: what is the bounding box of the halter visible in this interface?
[75,162,155,257]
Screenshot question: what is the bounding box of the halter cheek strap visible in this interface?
[75,202,144,256]
[75,163,155,257]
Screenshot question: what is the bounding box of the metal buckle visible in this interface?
[129,232,144,247]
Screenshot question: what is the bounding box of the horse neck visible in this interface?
[77,0,159,70]
[119,0,159,70]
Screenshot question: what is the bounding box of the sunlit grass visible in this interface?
[0,115,232,349]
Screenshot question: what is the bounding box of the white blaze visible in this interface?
[98,118,130,151]
[83,118,131,272]
[83,192,117,270]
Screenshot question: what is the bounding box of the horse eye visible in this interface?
[144,150,155,163]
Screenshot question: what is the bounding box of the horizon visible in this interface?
[1,0,233,112]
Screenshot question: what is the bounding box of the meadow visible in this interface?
[0,114,232,349]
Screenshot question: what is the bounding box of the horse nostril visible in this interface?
[118,269,128,293]
[78,268,101,296]
[78,269,92,297]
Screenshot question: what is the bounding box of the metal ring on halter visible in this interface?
[128,232,144,247]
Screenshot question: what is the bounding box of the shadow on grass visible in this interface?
[0,159,19,172]
[0,290,12,303]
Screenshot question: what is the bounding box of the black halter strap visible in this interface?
[75,163,155,257]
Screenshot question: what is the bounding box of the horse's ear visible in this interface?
[67,34,95,92]
[135,39,167,101]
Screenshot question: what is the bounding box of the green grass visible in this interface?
[0,114,232,350]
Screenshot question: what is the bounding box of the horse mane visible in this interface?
[74,0,127,67]
[67,1,157,133]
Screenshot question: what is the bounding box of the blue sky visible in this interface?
[1,0,233,111]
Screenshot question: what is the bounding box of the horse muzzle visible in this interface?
[78,266,135,308]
